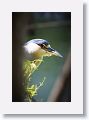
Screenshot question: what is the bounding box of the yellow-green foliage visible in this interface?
[23,59,43,80]
[23,59,46,101]
[26,77,46,101]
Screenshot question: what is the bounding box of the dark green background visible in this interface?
[27,13,71,101]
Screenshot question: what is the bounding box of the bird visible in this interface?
[23,39,63,101]
[23,39,63,61]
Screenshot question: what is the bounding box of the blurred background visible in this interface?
[12,12,71,102]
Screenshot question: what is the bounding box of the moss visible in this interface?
[23,59,46,102]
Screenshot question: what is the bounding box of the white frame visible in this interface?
[0,0,83,114]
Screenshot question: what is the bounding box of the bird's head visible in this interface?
[24,39,63,61]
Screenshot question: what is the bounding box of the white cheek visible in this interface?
[24,43,40,54]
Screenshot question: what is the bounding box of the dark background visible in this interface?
[12,12,71,102]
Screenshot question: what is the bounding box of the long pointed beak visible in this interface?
[52,50,63,58]
[47,47,63,58]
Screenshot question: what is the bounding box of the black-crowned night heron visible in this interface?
[24,39,63,61]
[23,39,63,101]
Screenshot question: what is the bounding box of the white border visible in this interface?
[0,0,83,114]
